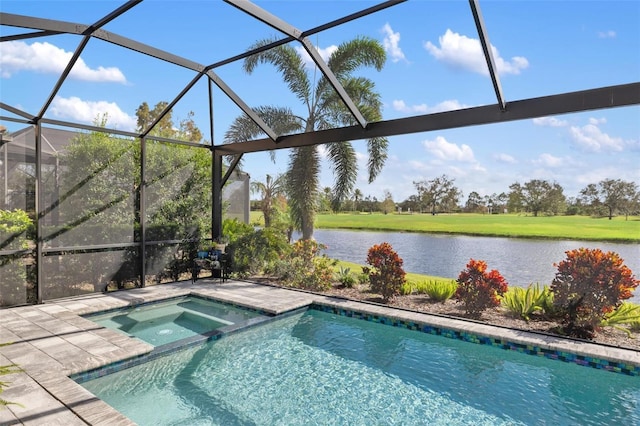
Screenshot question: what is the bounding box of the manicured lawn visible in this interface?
[314,213,640,242]
[333,259,452,284]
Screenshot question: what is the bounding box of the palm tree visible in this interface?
[353,188,363,212]
[251,173,285,228]
[224,36,388,240]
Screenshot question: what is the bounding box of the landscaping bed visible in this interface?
[251,277,639,352]
[325,283,640,351]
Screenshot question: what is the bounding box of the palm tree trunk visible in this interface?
[288,146,319,240]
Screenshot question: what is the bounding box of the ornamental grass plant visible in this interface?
[501,283,553,321]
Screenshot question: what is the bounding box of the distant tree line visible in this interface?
[267,174,639,219]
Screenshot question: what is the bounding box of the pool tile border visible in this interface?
[71,306,307,384]
[312,303,640,376]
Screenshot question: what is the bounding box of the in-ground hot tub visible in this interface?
[85,296,262,346]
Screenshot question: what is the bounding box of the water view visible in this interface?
[310,229,640,302]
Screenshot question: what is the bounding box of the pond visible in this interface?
[308,229,640,302]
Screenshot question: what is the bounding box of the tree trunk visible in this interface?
[301,217,314,240]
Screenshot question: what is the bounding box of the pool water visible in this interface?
[86,297,260,346]
[82,309,640,425]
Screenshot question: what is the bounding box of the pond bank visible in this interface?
[307,228,640,303]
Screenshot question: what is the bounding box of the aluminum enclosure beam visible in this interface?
[0,30,62,42]
[210,0,406,69]
[216,82,640,155]
[226,0,368,130]
[0,13,88,35]
[0,103,34,120]
[469,0,506,111]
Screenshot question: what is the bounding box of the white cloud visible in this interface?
[569,123,625,152]
[532,116,568,127]
[598,30,616,39]
[423,136,475,162]
[424,29,529,76]
[50,96,137,131]
[494,153,517,164]
[381,23,406,63]
[0,41,127,83]
[533,153,565,168]
[392,99,468,114]
[295,44,338,70]
[588,117,606,125]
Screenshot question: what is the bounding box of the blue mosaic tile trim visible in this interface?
[312,304,640,376]
[71,307,308,384]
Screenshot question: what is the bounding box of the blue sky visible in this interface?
[1,0,639,203]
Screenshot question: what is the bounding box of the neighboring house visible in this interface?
[1,126,74,217]
[223,170,250,224]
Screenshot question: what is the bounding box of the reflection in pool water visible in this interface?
[82,309,640,425]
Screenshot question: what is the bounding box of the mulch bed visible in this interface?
[250,277,640,352]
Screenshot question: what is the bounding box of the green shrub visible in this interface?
[601,302,640,337]
[336,266,356,288]
[551,248,640,338]
[455,259,508,318]
[400,281,414,295]
[1,209,35,307]
[222,218,254,244]
[227,228,290,277]
[366,242,406,303]
[412,281,427,294]
[501,283,552,321]
[357,270,369,285]
[424,280,458,303]
[275,240,336,291]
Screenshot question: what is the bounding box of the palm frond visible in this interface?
[244,38,312,105]
[287,146,320,236]
[327,36,386,78]
[224,105,304,164]
[366,137,388,182]
[326,142,357,208]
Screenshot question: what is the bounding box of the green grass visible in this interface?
[313,213,640,242]
[332,259,452,285]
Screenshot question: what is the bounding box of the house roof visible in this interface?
[2,126,79,165]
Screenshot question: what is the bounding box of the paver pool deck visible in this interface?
[1,279,638,425]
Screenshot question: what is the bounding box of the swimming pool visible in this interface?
[85,296,262,346]
[81,307,640,425]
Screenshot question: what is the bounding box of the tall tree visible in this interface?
[251,174,285,228]
[224,36,388,240]
[353,188,363,212]
[55,108,209,286]
[580,179,639,220]
[496,192,509,213]
[509,179,566,216]
[381,190,395,215]
[507,182,524,213]
[413,174,461,215]
[134,103,210,238]
[465,191,483,213]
